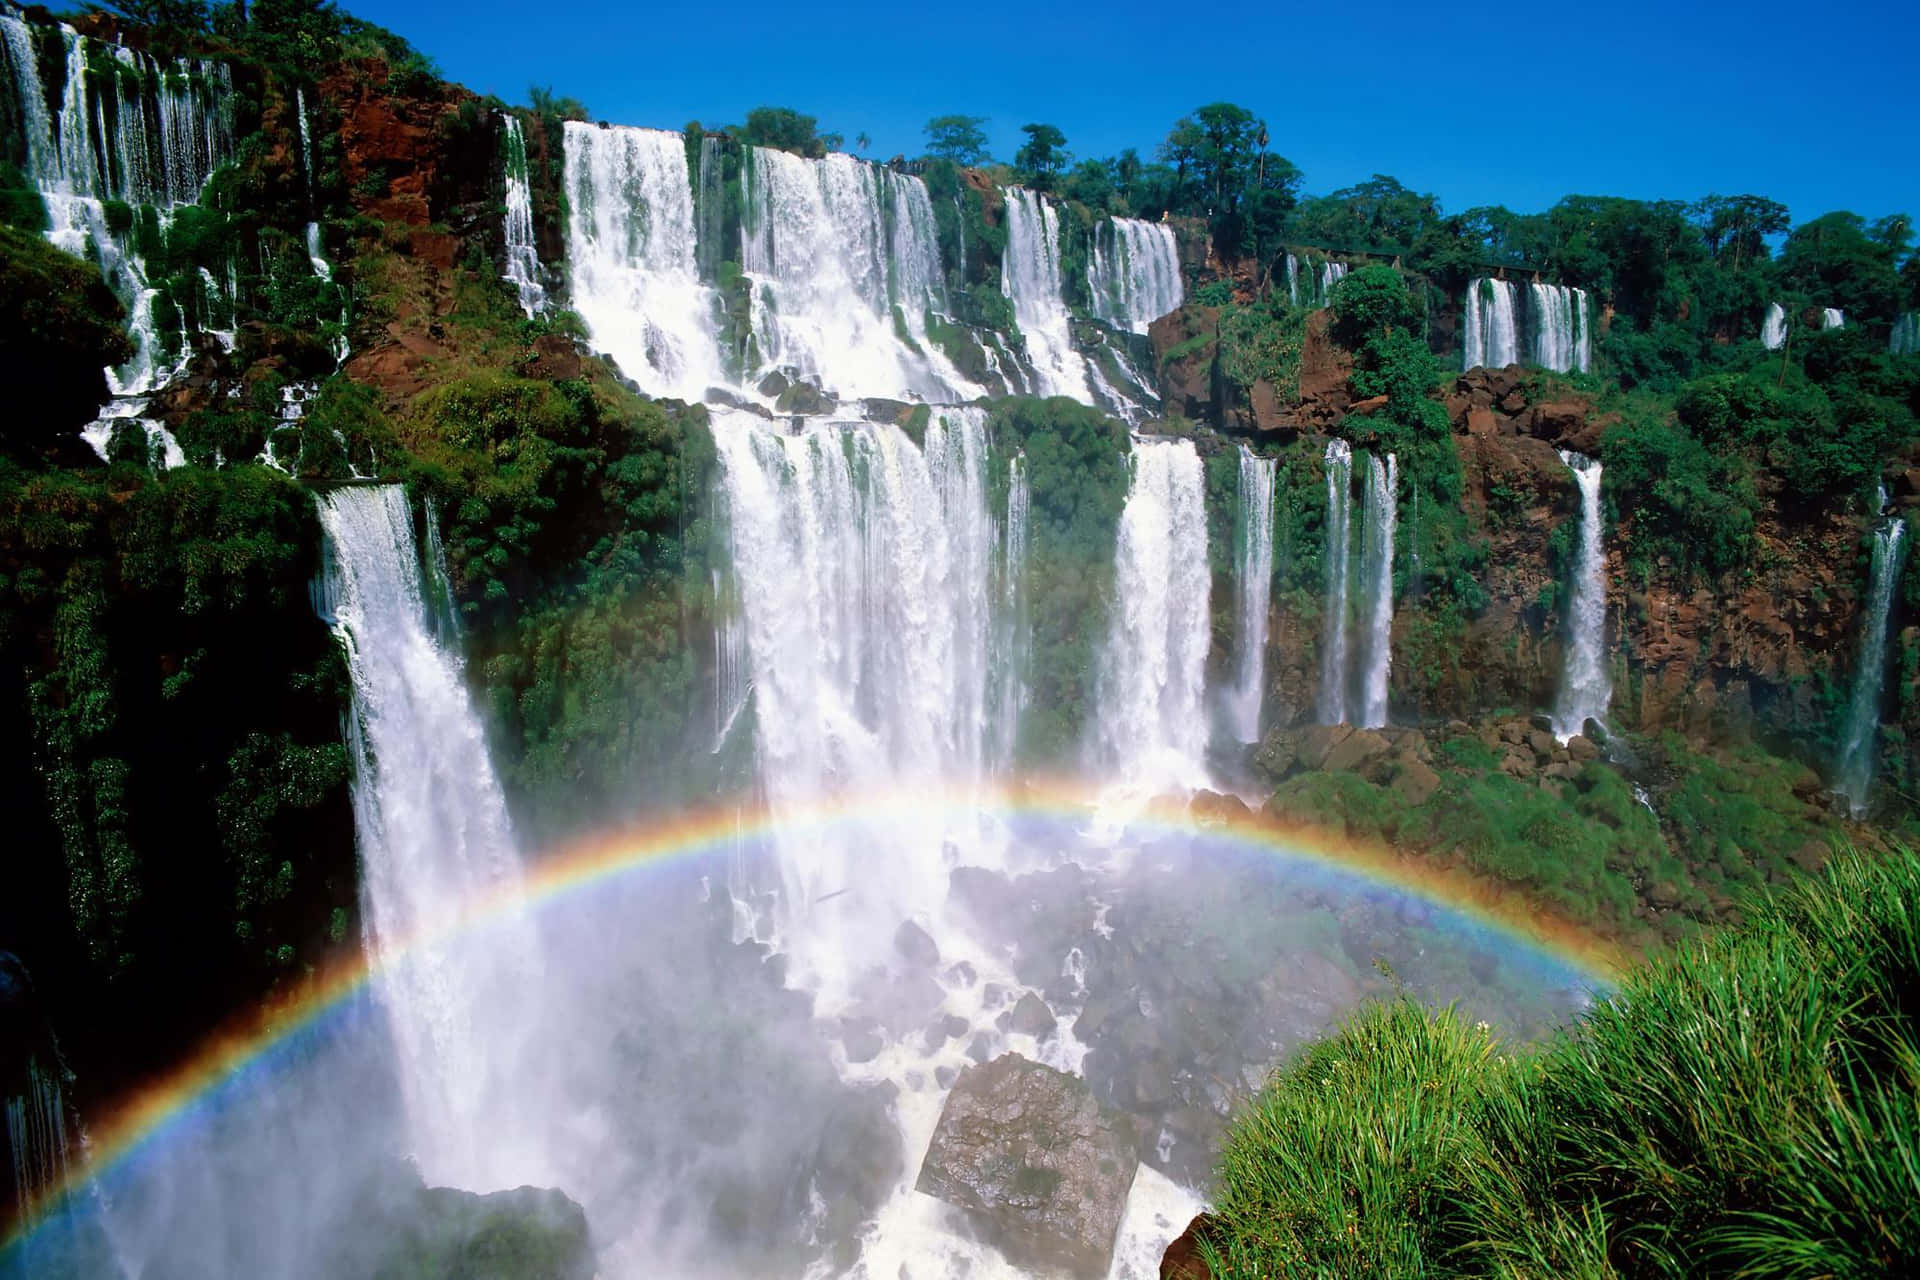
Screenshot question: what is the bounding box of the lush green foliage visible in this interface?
[1206,845,1920,1277]
[0,226,134,439]
[922,114,990,166]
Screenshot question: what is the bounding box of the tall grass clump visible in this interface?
[1202,845,1920,1277]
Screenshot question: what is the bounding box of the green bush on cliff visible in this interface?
[0,226,135,441]
[1204,845,1920,1277]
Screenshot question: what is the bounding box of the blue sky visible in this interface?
[351,0,1917,224]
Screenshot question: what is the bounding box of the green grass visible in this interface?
[1203,845,1920,1277]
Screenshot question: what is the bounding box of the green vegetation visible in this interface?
[0,227,134,440]
[923,114,990,166]
[1204,845,1920,1277]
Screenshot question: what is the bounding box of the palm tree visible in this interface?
[855,132,871,155]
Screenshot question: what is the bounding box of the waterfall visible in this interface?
[1320,258,1348,301]
[1,14,234,393]
[740,148,980,402]
[1094,437,1212,791]
[1835,515,1909,818]
[4,1059,71,1224]
[1823,308,1846,330]
[1000,187,1093,403]
[693,134,725,282]
[1762,301,1788,350]
[1087,217,1182,334]
[562,121,728,401]
[993,453,1032,768]
[314,485,546,1191]
[709,406,1002,982]
[295,86,315,203]
[1358,453,1398,729]
[1893,313,1920,356]
[1228,445,1277,743]
[1282,252,1345,308]
[1551,451,1612,741]
[1463,277,1518,371]
[1318,440,1354,724]
[501,116,546,316]
[1530,283,1591,373]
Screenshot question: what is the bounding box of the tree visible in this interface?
[1014,123,1069,191]
[1690,194,1789,272]
[1779,211,1904,323]
[923,115,990,166]
[91,0,210,29]
[740,106,831,158]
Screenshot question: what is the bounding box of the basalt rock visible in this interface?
[918,1054,1139,1279]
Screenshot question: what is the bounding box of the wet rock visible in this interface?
[924,1012,971,1052]
[1388,753,1441,805]
[935,1065,958,1089]
[1189,790,1252,824]
[1323,728,1391,773]
[895,920,940,969]
[1525,728,1558,760]
[966,1032,994,1063]
[917,1054,1139,1279]
[1567,734,1599,762]
[945,961,977,988]
[756,369,790,397]
[841,1018,884,1065]
[1008,992,1057,1038]
[1160,1212,1221,1279]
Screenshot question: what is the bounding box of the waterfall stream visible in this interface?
[1228,446,1277,743]
[1319,440,1354,724]
[1463,277,1519,371]
[1087,218,1182,335]
[1359,453,1398,730]
[1001,187,1093,403]
[1762,302,1788,350]
[1836,513,1909,817]
[315,486,547,1192]
[502,116,547,316]
[1551,451,1612,741]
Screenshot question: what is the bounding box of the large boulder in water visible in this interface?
[917,1053,1138,1278]
[322,1164,594,1280]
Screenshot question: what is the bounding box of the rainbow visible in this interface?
[4,779,1625,1250]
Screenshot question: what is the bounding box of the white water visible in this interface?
[1094,438,1213,794]
[994,453,1032,769]
[1762,301,1788,350]
[4,1059,71,1222]
[1530,283,1591,373]
[1088,217,1182,335]
[742,148,980,403]
[1283,252,1346,308]
[1822,307,1846,330]
[562,121,728,400]
[314,486,548,1192]
[1001,187,1093,403]
[1,14,234,395]
[1228,446,1277,743]
[1358,453,1398,730]
[1462,277,1518,371]
[1893,313,1920,356]
[501,116,547,316]
[1551,452,1611,742]
[1835,515,1909,817]
[1318,440,1354,724]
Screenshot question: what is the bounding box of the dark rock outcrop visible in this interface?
[917,1054,1139,1279]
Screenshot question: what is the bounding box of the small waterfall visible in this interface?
[1318,440,1354,724]
[740,148,979,402]
[1822,308,1846,330]
[1892,313,1920,356]
[709,406,1002,982]
[1835,514,1909,817]
[4,1059,72,1226]
[501,116,546,316]
[711,567,749,750]
[1551,451,1612,741]
[1358,452,1398,729]
[1283,252,1345,308]
[1228,445,1277,743]
[1320,258,1348,301]
[314,485,545,1191]
[1086,217,1182,335]
[1094,437,1212,791]
[1530,283,1591,373]
[993,453,1031,767]
[562,121,728,401]
[1463,277,1519,371]
[1,14,235,393]
[295,86,316,203]
[1762,301,1788,350]
[693,133,726,282]
[1000,187,1092,403]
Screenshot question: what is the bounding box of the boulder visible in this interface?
[1323,728,1391,774]
[917,1054,1139,1279]
[895,920,940,969]
[1189,789,1252,824]
[1296,722,1354,769]
[1159,1213,1221,1279]
[1007,992,1058,1038]
[1389,754,1442,806]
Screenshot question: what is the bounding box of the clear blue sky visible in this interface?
[349,0,1917,224]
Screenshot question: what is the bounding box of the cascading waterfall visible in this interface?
[1318,440,1354,724]
[1892,313,1920,356]
[1087,217,1182,334]
[1228,446,1277,743]
[0,14,234,394]
[1283,252,1346,308]
[993,453,1032,769]
[1551,451,1611,741]
[1094,438,1212,791]
[1001,187,1093,403]
[741,148,981,402]
[1762,301,1788,350]
[1530,283,1591,373]
[501,116,547,316]
[4,1060,71,1226]
[562,121,728,401]
[1358,453,1398,730]
[1462,277,1519,371]
[1320,258,1348,301]
[1823,308,1846,329]
[314,485,547,1192]
[1835,511,1909,817]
